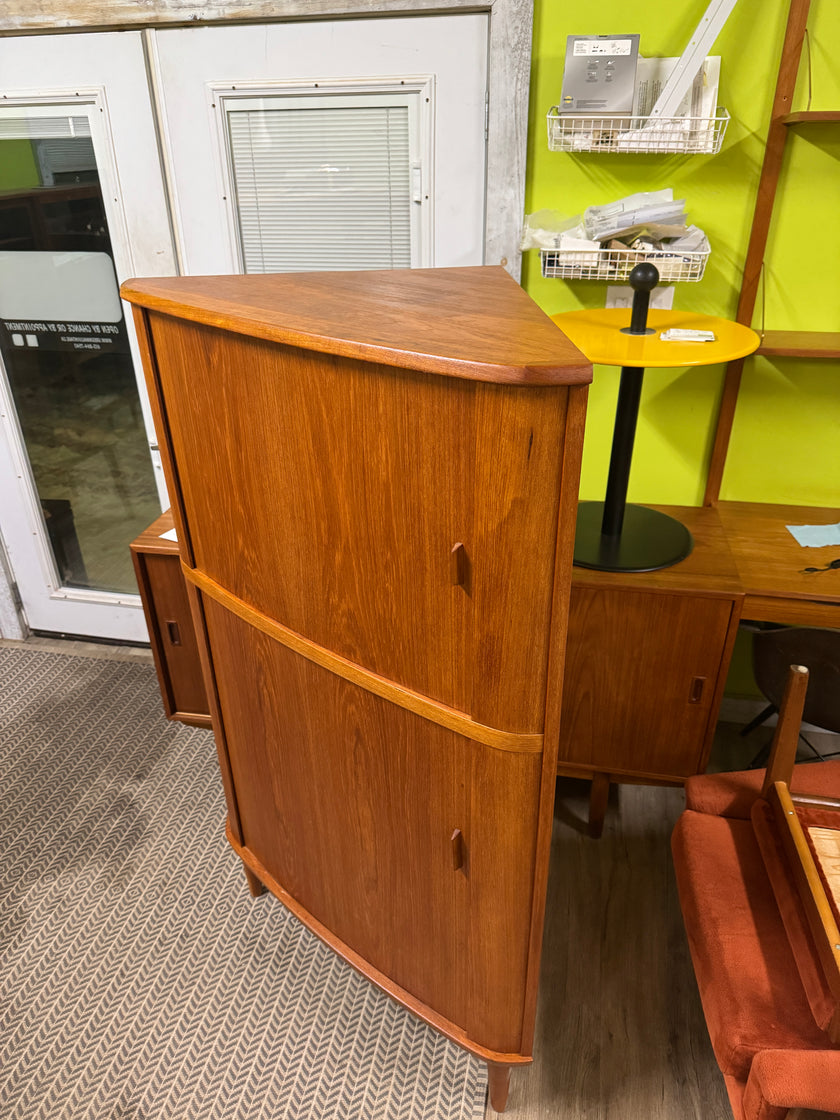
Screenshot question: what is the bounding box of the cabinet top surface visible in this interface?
[121,266,592,387]
[551,309,760,368]
[130,509,177,555]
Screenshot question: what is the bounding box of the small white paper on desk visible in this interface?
[786,521,840,547]
[159,527,178,542]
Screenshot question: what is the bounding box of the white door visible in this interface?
[148,15,488,274]
[0,33,176,641]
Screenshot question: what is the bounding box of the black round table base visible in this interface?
[574,502,694,573]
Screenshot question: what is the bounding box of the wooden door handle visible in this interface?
[166,620,182,646]
[450,542,467,587]
[688,676,707,704]
[451,828,464,871]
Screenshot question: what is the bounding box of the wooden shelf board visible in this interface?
[779,110,840,125]
[756,330,840,359]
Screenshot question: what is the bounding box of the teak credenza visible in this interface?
[122,266,592,1111]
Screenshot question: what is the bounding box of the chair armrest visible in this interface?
[743,1050,840,1120]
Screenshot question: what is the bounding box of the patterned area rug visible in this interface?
[0,647,487,1120]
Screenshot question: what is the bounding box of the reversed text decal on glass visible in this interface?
[0,117,160,596]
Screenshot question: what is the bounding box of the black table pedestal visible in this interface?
[572,264,694,573]
[573,501,693,572]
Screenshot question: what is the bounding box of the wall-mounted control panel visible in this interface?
[559,35,640,115]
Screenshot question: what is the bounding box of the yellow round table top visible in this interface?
[550,308,760,368]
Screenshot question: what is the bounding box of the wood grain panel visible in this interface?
[715,500,840,608]
[0,0,486,32]
[558,588,735,779]
[571,504,741,597]
[149,314,568,731]
[130,511,211,727]
[467,744,542,1055]
[204,597,470,1029]
[140,554,210,722]
[741,595,840,627]
[204,597,546,1057]
[470,382,569,731]
[184,564,542,753]
[756,329,840,358]
[123,268,590,387]
[202,600,470,1025]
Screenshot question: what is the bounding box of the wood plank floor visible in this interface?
[491,777,730,1120]
[493,722,840,1120]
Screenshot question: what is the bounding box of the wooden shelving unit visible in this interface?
[756,330,840,358]
[780,109,840,124]
[704,0,838,507]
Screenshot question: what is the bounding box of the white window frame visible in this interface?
[0,0,533,278]
[209,76,434,273]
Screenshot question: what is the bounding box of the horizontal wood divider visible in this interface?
[184,564,544,755]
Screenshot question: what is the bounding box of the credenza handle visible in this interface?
[451,828,464,871]
[166,620,182,646]
[688,676,706,704]
[450,542,467,587]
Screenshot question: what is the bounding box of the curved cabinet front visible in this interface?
[122,266,590,1075]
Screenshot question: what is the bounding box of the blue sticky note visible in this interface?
[786,522,840,548]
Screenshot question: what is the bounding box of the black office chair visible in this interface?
[740,626,840,767]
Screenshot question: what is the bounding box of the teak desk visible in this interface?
[557,499,840,837]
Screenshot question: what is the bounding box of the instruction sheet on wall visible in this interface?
[633,56,720,120]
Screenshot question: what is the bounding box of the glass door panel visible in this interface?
[0,31,177,641]
[0,118,160,596]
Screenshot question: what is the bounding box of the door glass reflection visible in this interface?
[0,118,160,596]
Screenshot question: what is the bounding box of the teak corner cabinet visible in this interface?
[121,266,591,1111]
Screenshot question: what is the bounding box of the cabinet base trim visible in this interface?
[226,820,534,1068]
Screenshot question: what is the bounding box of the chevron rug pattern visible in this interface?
[0,647,487,1120]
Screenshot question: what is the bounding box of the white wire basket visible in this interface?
[546,109,730,155]
[540,245,710,283]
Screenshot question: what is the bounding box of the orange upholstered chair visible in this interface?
[672,666,840,1120]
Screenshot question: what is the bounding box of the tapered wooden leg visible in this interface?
[243,863,265,897]
[589,773,611,839]
[487,1063,511,1113]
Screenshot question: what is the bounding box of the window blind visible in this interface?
[0,116,91,140]
[227,104,412,273]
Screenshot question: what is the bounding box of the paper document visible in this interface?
[160,527,178,542]
[633,56,720,119]
[584,189,687,242]
[660,329,715,342]
[786,522,840,548]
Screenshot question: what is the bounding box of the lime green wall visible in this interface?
[523,0,840,508]
[0,139,39,191]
